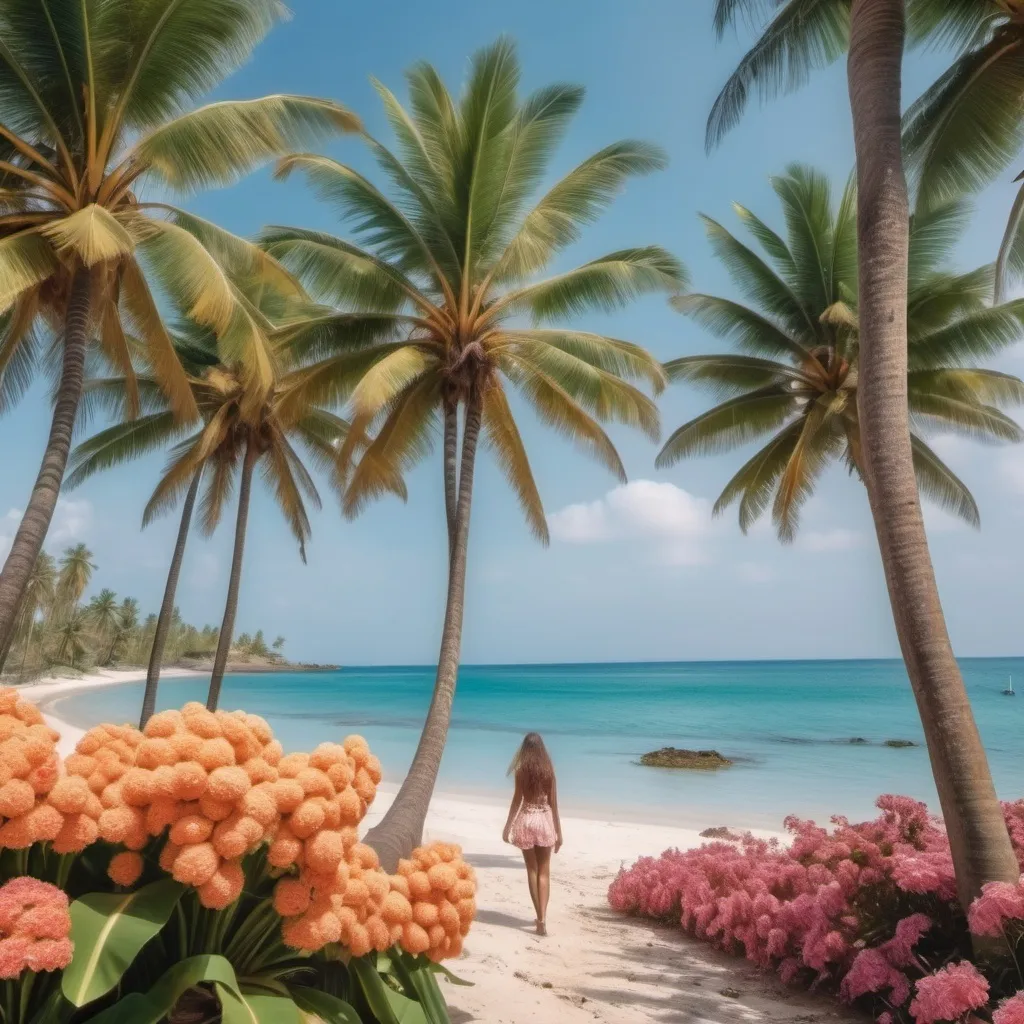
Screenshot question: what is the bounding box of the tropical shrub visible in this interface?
[0,687,474,1022]
[609,795,1024,1024]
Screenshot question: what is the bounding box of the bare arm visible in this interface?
[550,777,563,853]
[502,779,523,843]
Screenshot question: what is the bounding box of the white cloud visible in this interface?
[549,480,717,565]
[0,499,92,559]
[799,527,864,553]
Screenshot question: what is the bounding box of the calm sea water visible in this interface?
[52,660,1024,830]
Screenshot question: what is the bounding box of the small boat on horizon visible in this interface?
[1003,675,1016,697]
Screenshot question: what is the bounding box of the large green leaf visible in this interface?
[63,879,186,1007]
[218,984,303,1024]
[87,954,243,1024]
[292,986,363,1024]
[350,957,428,1024]
[388,953,453,1024]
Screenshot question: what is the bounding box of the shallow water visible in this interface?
[53,659,1024,830]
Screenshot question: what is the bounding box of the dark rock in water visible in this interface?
[639,747,732,769]
[848,737,869,745]
[884,739,917,748]
[700,826,742,841]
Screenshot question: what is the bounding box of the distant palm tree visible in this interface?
[903,0,1024,299]
[266,38,683,868]
[70,347,352,718]
[113,597,140,666]
[659,166,1024,539]
[50,612,91,670]
[55,545,95,616]
[8,551,57,678]
[86,588,120,665]
[0,0,359,651]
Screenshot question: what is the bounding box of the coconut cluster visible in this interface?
[394,843,476,961]
[0,689,94,851]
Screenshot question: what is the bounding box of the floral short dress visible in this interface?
[509,796,558,850]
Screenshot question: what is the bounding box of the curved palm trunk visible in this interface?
[365,394,483,871]
[849,0,1019,910]
[0,269,91,651]
[140,468,203,728]
[443,398,458,553]
[206,442,257,712]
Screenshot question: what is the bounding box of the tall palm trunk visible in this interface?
[849,0,1019,910]
[443,398,458,553]
[206,442,257,712]
[365,392,483,871]
[141,468,204,728]
[0,269,91,650]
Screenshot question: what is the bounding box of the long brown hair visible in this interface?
[508,732,554,802]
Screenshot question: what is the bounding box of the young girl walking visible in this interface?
[502,733,563,935]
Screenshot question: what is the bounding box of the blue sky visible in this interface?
[3,0,1023,665]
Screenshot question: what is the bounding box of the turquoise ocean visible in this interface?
[53,659,1024,831]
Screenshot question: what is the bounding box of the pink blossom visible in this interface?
[967,880,1024,937]
[909,963,990,1024]
[994,993,1024,1024]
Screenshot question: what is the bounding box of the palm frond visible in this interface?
[770,165,834,313]
[499,246,686,321]
[499,354,626,481]
[706,0,850,149]
[43,205,135,266]
[996,175,1024,304]
[656,386,796,465]
[910,432,980,527]
[910,301,1024,367]
[195,449,236,536]
[491,140,667,285]
[909,391,1024,442]
[909,367,1024,407]
[907,267,992,340]
[0,230,56,314]
[905,37,1024,207]
[908,197,973,290]
[483,380,548,542]
[663,353,807,399]
[66,412,180,489]
[261,226,431,314]
[343,375,441,518]
[260,428,314,559]
[134,96,360,191]
[672,293,809,361]
[0,293,41,413]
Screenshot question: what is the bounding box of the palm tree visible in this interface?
[8,550,56,678]
[709,0,1021,907]
[86,588,120,664]
[0,0,359,651]
[660,166,1024,539]
[113,597,140,666]
[265,38,683,868]
[903,1,1024,300]
[49,611,91,670]
[69,349,351,719]
[55,544,95,616]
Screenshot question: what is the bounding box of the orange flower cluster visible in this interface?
[71,704,282,907]
[0,689,90,851]
[394,843,476,962]
[0,877,73,979]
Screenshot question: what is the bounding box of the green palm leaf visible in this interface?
[663,353,807,398]
[134,96,360,191]
[671,294,808,361]
[910,433,980,527]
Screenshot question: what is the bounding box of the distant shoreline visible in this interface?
[175,659,340,674]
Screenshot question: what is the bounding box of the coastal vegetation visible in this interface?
[610,794,1024,1024]
[0,685,476,1022]
[639,748,733,770]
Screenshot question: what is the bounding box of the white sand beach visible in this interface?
[18,669,864,1024]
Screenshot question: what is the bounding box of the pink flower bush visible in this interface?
[909,963,989,1024]
[609,795,1024,1023]
[0,877,72,979]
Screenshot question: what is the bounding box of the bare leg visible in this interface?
[521,848,541,924]
[535,845,552,934]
